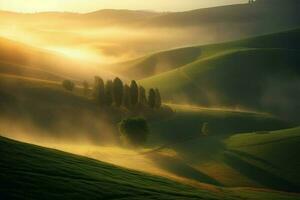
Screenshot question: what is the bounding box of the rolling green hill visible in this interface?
[0,74,120,144]
[224,127,300,191]
[147,124,300,192]
[138,29,300,121]
[121,28,300,79]
[1,136,299,200]
[0,72,297,194]
[140,0,300,28]
[0,74,290,144]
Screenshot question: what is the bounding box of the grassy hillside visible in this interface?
[122,28,300,79]
[0,136,299,200]
[140,1,300,28]
[0,37,113,81]
[139,29,300,121]
[0,74,120,144]
[0,74,290,144]
[224,127,300,191]
[110,47,203,80]
[146,125,300,192]
[149,104,289,144]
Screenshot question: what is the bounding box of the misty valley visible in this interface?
[0,0,300,200]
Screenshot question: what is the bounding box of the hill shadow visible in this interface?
[223,151,299,192]
[148,153,222,186]
[227,149,280,169]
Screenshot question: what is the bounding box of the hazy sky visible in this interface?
[0,0,247,13]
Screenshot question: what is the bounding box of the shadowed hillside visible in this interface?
[1,136,300,200]
[144,125,300,192]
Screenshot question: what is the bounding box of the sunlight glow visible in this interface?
[0,0,247,13]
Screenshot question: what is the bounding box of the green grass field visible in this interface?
[146,126,300,192]
[224,127,300,191]
[136,29,300,121]
[0,28,299,199]
[1,136,299,200]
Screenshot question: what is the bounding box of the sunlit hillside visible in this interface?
[0,0,299,199]
[0,36,116,81]
[139,29,300,122]
[1,0,300,64]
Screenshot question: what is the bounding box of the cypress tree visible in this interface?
[113,77,124,107]
[148,88,156,109]
[94,76,105,105]
[138,86,147,106]
[104,80,113,106]
[155,88,162,108]
[130,80,138,107]
[122,84,131,109]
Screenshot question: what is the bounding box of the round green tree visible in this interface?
[62,80,75,91]
[119,118,149,147]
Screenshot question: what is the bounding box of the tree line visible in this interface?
[93,77,162,109]
[61,77,164,112]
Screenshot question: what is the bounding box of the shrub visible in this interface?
[62,80,75,91]
[201,122,209,135]
[119,118,149,147]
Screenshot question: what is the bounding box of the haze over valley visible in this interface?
[0,1,300,200]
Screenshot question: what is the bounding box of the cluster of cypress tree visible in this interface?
[93,77,162,109]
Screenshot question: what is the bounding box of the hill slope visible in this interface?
[0,37,113,81]
[224,127,300,191]
[120,28,300,79]
[0,136,299,200]
[146,125,300,192]
[138,29,300,121]
[0,74,290,144]
[2,1,300,61]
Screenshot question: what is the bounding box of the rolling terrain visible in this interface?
[0,1,299,198]
[0,73,297,193]
[136,29,300,121]
[1,0,300,62]
[0,73,290,144]
[0,36,114,81]
[144,124,300,192]
[1,136,300,200]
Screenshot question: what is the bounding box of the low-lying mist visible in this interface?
[0,17,222,64]
[0,116,196,187]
